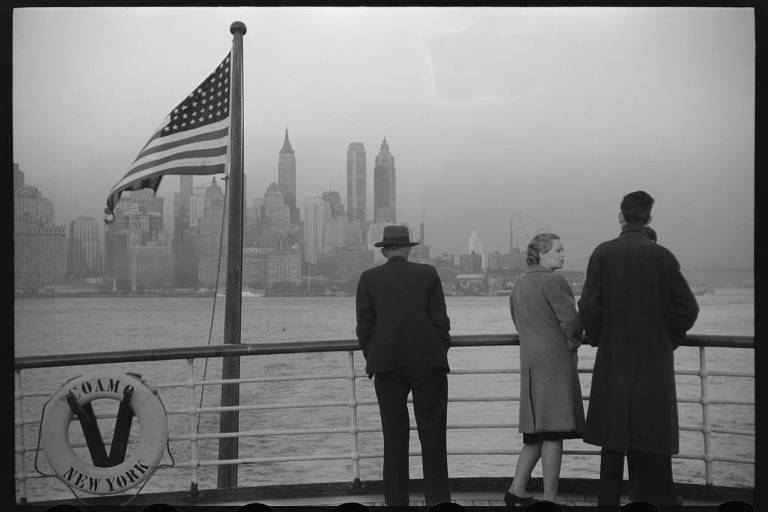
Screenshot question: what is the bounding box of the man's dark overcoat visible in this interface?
[356,256,450,376]
[578,224,699,455]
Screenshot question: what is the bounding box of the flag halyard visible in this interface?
[105,52,232,223]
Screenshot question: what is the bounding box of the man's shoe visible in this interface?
[504,492,535,507]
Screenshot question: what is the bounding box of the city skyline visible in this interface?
[12,7,754,269]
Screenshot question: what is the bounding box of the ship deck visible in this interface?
[24,478,753,509]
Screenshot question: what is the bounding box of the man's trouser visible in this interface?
[598,448,676,506]
[374,367,450,506]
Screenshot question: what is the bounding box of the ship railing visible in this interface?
[13,334,754,503]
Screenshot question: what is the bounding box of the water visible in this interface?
[14,286,754,501]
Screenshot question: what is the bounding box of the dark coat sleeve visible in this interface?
[545,274,583,350]
[428,268,451,349]
[355,272,375,359]
[578,251,603,347]
[666,255,700,349]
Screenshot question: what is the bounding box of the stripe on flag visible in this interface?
[105,52,232,223]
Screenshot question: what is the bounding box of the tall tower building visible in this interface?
[468,230,486,270]
[510,212,526,253]
[14,164,67,290]
[303,196,330,265]
[346,142,367,224]
[373,137,396,223]
[199,178,226,256]
[173,175,197,288]
[68,216,103,277]
[278,128,299,225]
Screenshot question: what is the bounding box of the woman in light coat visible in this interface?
[504,233,585,506]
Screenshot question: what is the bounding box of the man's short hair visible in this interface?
[526,233,560,265]
[621,191,654,225]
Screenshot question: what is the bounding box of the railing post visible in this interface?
[699,346,713,487]
[186,359,201,499]
[14,370,26,504]
[347,351,362,490]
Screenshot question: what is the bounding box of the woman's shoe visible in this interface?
[504,492,535,507]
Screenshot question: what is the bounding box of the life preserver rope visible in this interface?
[40,373,168,495]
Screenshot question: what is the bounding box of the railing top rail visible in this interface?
[13,334,753,370]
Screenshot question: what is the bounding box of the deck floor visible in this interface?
[212,491,728,508]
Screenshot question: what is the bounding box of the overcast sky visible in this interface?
[12,7,754,270]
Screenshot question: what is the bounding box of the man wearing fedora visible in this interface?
[356,224,452,506]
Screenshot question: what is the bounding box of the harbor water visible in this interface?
[14,285,754,501]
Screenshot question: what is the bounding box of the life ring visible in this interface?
[40,373,168,495]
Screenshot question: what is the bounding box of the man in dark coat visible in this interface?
[578,191,699,507]
[356,225,451,506]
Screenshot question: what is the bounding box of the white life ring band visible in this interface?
[40,373,168,495]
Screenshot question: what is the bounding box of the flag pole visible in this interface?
[217,20,246,489]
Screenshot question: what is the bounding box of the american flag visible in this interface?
[104,52,232,223]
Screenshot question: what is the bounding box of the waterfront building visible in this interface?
[189,184,208,228]
[344,219,363,249]
[322,216,349,255]
[346,142,366,224]
[410,244,431,262]
[14,183,55,227]
[263,182,291,236]
[199,247,302,291]
[278,128,299,225]
[373,137,396,223]
[103,188,168,291]
[128,243,173,290]
[459,252,483,274]
[245,196,264,246]
[317,247,375,277]
[14,224,67,291]
[13,164,67,291]
[502,251,526,271]
[266,249,302,286]
[468,230,486,270]
[486,250,504,272]
[432,252,455,269]
[68,216,103,278]
[197,178,226,257]
[173,176,198,289]
[456,273,487,295]
[303,196,331,265]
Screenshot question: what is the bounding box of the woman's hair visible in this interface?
[526,233,560,265]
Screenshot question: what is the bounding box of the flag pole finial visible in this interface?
[230,21,247,35]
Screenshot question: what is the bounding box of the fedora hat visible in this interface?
[374,225,419,247]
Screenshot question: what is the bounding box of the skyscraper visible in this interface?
[278,128,299,225]
[303,196,331,265]
[373,137,396,223]
[468,230,486,270]
[68,216,103,278]
[14,164,67,291]
[346,142,366,223]
[199,178,226,256]
[173,175,197,288]
[510,212,526,253]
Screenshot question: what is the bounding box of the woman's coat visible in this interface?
[510,265,585,434]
